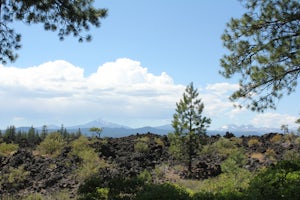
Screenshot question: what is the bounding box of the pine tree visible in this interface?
[170,82,211,174]
[41,125,48,141]
[0,0,107,64]
[4,126,16,142]
[220,0,300,112]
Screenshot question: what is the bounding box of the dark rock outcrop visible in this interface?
[1,132,300,198]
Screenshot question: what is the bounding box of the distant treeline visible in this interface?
[0,125,82,147]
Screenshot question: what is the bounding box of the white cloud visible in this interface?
[1,59,295,130]
[0,60,85,93]
[205,82,239,96]
[87,58,176,93]
[200,82,245,118]
[0,58,185,127]
[251,113,298,128]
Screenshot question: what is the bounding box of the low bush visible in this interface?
[247,138,260,147]
[78,176,145,200]
[192,191,244,200]
[36,132,66,158]
[221,150,246,174]
[23,193,44,200]
[0,164,30,189]
[246,160,300,199]
[21,190,73,200]
[283,149,300,161]
[138,170,152,183]
[154,137,164,146]
[270,134,282,143]
[71,135,107,181]
[135,182,192,200]
[134,141,149,154]
[200,137,238,158]
[294,136,300,145]
[283,133,296,143]
[137,136,150,143]
[0,142,19,157]
[265,148,276,161]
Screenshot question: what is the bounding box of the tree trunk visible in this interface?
[188,133,193,176]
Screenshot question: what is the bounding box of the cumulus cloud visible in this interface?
[200,82,246,118]
[251,113,298,128]
[0,58,185,127]
[0,58,295,129]
[205,82,239,96]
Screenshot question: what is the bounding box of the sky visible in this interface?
[0,0,299,130]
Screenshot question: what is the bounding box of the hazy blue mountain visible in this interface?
[154,124,173,130]
[69,118,131,129]
[4,118,286,138]
[216,124,282,136]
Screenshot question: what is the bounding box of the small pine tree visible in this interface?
[4,126,16,142]
[76,128,82,138]
[41,125,48,140]
[170,82,211,174]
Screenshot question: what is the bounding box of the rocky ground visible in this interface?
[0,132,299,198]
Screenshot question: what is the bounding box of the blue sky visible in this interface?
[0,0,299,130]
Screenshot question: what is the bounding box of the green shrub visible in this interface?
[47,190,73,200]
[0,164,30,188]
[134,141,149,153]
[283,149,300,161]
[295,136,300,145]
[265,148,276,161]
[176,166,252,198]
[95,188,109,200]
[0,195,16,200]
[192,191,244,200]
[70,135,91,156]
[221,150,246,174]
[138,169,152,183]
[137,136,150,143]
[23,193,44,200]
[283,133,296,142]
[71,135,107,181]
[135,183,192,200]
[79,176,145,200]
[247,160,300,199]
[8,165,29,183]
[153,163,169,180]
[0,142,19,157]
[78,175,105,200]
[168,132,183,159]
[247,138,260,147]
[230,137,243,146]
[36,132,66,157]
[201,137,240,158]
[76,149,107,181]
[154,137,164,146]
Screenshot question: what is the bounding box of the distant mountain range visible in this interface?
[214,124,282,136]
[3,118,286,138]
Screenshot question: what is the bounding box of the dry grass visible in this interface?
[250,152,265,162]
[247,138,261,147]
[270,134,282,143]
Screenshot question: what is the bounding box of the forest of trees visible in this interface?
[0,125,82,147]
